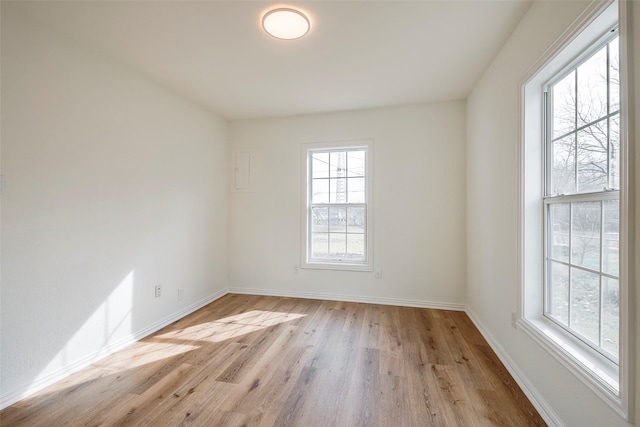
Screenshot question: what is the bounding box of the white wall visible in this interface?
[467,1,638,425]
[229,103,466,307]
[0,6,229,404]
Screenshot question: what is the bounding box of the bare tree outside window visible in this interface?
[546,34,619,360]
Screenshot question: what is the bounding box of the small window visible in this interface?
[301,141,372,271]
[544,31,620,362]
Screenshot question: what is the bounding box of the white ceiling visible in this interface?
[10,1,532,121]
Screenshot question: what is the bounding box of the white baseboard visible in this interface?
[227,286,465,311]
[464,307,564,427]
[0,288,227,410]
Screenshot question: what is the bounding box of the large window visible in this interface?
[544,31,620,362]
[519,0,633,417]
[301,141,372,271]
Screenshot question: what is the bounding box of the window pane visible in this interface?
[577,125,608,193]
[311,233,328,259]
[549,203,570,262]
[312,152,329,179]
[577,45,608,127]
[548,261,569,325]
[347,207,365,234]
[329,207,346,232]
[602,277,619,358]
[552,135,576,195]
[552,70,576,138]
[609,37,619,113]
[347,177,365,203]
[330,151,347,178]
[610,114,620,189]
[329,178,346,203]
[570,268,600,345]
[312,178,329,203]
[329,233,346,259]
[603,200,619,276]
[347,150,365,177]
[311,207,328,233]
[346,234,365,261]
[571,202,601,271]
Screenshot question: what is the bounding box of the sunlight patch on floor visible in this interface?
[157,310,307,343]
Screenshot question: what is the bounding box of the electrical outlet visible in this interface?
[375,269,383,279]
[293,265,299,274]
[155,285,162,298]
[178,288,184,301]
[511,311,517,329]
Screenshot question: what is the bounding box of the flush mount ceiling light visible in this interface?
[262,8,310,40]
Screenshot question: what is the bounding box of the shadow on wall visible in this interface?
[35,270,135,383]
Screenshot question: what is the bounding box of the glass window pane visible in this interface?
[329,207,346,232]
[603,200,619,276]
[570,268,600,345]
[549,203,570,262]
[329,178,346,203]
[311,207,328,233]
[609,37,619,113]
[311,233,328,259]
[602,277,619,358]
[552,135,576,195]
[571,202,601,271]
[577,125,608,193]
[552,70,576,138]
[346,234,365,261]
[312,178,329,203]
[347,150,365,177]
[610,114,620,189]
[330,151,347,178]
[312,152,329,179]
[329,233,346,259]
[548,261,569,326]
[347,177,365,203]
[576,45,608,127]
[346,207,365,234]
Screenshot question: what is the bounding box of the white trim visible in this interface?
[465,307,565,427]
[518,317,625,417]
[617,0,636,420]
[227,287,465,311]
[0,288,228,410]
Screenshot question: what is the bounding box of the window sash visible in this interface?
[544,29,619,197]
[307,203,368,264]
[543,194,620,363]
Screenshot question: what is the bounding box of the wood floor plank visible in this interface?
[341,347,380,427]
[0,295,547,427]
[378,306,406,377]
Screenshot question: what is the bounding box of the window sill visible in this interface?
[300,261,372,272]
[518,316,625,418]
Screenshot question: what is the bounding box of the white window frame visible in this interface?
[543,25,620,362]
[300,140,373,271]
[518,0,634,420]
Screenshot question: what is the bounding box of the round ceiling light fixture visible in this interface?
[262,8,310,40]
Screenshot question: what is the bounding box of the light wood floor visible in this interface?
[1,294,546,426]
